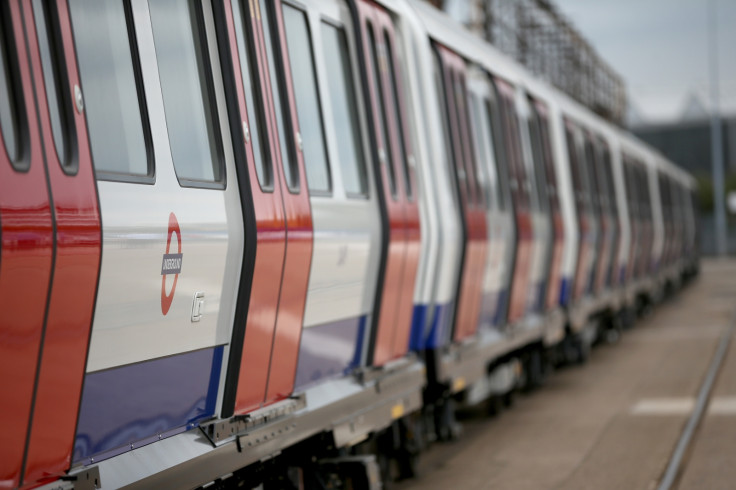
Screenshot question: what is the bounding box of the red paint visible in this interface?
[222,0,312,414]
[496,79,532,324]
[531,99,564,311]
[565,121,593,301]
[265,0,314,404]
[22,0,101,485]
[588,137,610,295]
[357,1,421,364]
[161,213,181,315]
[0,3,53,487]
[436,46,488,341]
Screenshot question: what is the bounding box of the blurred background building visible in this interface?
[425,0,736,255]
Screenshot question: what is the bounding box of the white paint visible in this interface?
[630,398,695,415]
[708,396,736,415]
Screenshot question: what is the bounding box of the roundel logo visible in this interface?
[161,213,183,315]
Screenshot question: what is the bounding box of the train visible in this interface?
[0,0,699,488]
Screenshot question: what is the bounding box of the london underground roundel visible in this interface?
[161,213,183,315]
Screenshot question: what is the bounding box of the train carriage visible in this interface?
[0,0,700,488]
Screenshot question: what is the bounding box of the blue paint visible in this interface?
[410,304,429,352]
[479,291,499,330]
[534,281,546,313]
[426,301,453,350]
[559,277,571,306]
[350,315,368,369]
[493,289,507,327]
[73,346,223,464]
[293,316,363,391]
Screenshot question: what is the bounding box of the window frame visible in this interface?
[149,0,227,190]
[33,0,78,175]
[71,0,155,184]
[0,1,30,171]
[280,1,332,196]
[320,17,370,200]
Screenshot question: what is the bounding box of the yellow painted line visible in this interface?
[391,402,405,419]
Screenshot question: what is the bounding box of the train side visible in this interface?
[0,0,699,488]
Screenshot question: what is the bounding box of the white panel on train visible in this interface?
[88,0,242,372]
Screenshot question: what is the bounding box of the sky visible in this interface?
[553,0,736,125]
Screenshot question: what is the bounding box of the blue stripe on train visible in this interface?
[409,301,454,351]
[493,289,508,327]
[293,316,365,392]
[559,276,571,307]
[73,346,223,464]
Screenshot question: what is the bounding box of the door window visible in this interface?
[70,0,151,180]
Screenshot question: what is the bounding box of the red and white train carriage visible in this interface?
[0,0,699,488]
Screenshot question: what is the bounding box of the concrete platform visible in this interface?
[397,259,736,490]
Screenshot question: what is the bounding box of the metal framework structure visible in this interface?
[432,0,627,125]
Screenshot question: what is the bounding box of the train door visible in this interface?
[580,132,601,294]
[600,140,620,288]
[0,2,55,487]
[622,156,639,282]
[214,0,314,414]
[69,0,245,464]
[517,95,549,315]
[0,1,104,486]
[496,78,533,324]
[467,71,512,330]
[263,0,382,388]
[590,136,613,294]
[434,45,488,341]
[565,121,593,301]
[529,99,564,312]
[355,0,421,363]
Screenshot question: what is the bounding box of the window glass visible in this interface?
[231,0,271,189]
[149,0,222,184]
[0,5,21,165]
[69,0,149,177]
[468,92,496,210]
[526,117,548,213]
[383,32,412,199]
[33,0,73,168]
[449,72,471,202]
[321,22,367,196]
[282,4,330,193]
[368,26,396,198]
[486,97,508,212]
[259,0,296,191]
[456,74,481,206]
[566,127,585,213]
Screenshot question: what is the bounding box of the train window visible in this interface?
[231,0,272,190]
[367,26,397,199]
[258,0,297,192]
[432,49,455,197]
[456,74,481,207]
[468,92,497,210]
[383,32,412,200]
[321,22,367,197]
[485,97,508,212]
[149,0,223,186]
[565,127,585,211]
[0,4,24,169]
[534,104,559,213]
[282,4,330,194]
[506,101,529,210]
[69,0,151,180]
[446,71,470,201]
[526,116,549,213]
[33,0,76,172]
